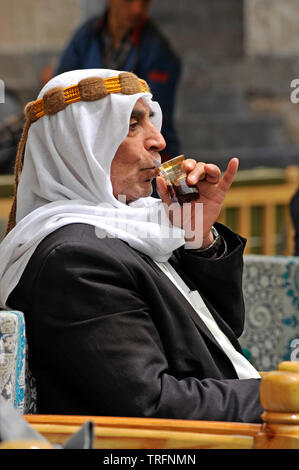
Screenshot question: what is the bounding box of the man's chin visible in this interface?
[124,184,153,204]
[137,181,154,199]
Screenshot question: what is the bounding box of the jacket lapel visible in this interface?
[144,256,234,352]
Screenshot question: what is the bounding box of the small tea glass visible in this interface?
[156,155,199,204]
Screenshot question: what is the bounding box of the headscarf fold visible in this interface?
[0,69,185,308]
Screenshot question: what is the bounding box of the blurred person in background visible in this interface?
[55,0,181,161]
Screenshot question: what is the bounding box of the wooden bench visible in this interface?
[218,166,299,255]
[0,361,297,449]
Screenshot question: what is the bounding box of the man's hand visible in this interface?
[156,157,239,248]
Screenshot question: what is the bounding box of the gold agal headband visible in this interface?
[25,73,150,123]
[5,72,150,236]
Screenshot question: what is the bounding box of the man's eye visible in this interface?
[129,121,138,130]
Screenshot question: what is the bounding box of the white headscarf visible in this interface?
[0,69,185,308]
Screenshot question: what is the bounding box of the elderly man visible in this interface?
[55,0,181,160]
[0,69,263,422]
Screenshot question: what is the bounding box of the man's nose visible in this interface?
[146,124,166,153]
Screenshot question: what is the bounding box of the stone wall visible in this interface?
[151,0,299,169]
[0,0,81,52]
[0,0,103,99]
[243,0,299,150]
[151,0,245,59]
[0,0,299,170]
[245,0,299,57]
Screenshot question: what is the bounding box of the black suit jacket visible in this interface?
[9,222,263,422]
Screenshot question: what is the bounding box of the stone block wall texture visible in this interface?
[0,0,82,95]
[0,0,299,169]
[0,0,81,51]
[245,0,299,57]
[152,0,299,168]
[151,0,244,59]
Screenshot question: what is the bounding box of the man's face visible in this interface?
[107,0,152,32]
[110,99,166,203]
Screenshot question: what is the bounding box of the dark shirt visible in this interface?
[100,23,132,70]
